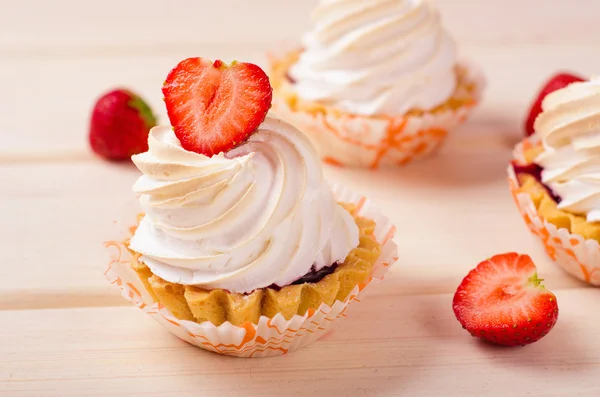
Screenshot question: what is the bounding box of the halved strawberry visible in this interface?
[453,253,558,347]
[162,58,272,156]
[525,72,585,136]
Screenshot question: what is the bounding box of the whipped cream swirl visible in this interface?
[534,77,600,222]
[129,117,359,293]
[289,0,458,116]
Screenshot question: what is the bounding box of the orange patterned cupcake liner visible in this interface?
[274,102,478,169]
[105,184,398,357]
[509,137,600,286]
[268,48,484,168]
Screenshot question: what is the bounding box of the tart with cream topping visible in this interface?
[270,0,484,168]
[510,74,600,286]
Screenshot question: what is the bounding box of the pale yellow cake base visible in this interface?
[515,146,600,243]
[270,50,480,118]
[127,203,382,326]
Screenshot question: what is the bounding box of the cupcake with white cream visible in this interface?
[510,76,600,286]
[107,57,398,357]
[270,0,484,168]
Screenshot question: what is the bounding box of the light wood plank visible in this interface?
[0,162,140,308]
[0,137,590,310]
[0,48,263,157]
[2,290,600,397]
[0,0,599,57]
[2,43,599,155]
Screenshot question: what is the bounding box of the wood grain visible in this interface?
[4,43,600,155]
[2,290,600,397]
[2,0,600,395]
[0,139,590,310]
[1,0,598,57]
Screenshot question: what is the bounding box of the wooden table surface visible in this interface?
[2,1,600,396]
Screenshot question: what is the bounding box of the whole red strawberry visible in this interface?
[89,89,157,160]
[453,253,558,347]
[524,72,585,136]
[162,58,272,156]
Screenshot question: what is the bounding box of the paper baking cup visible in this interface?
[105,184,398,357]
[271,62,485,169]
[509,137,600,286]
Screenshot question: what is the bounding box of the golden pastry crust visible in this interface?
[516,146,600,243]
[126,203,381,326]
[270,50,480,118]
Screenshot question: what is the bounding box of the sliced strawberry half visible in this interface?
[162,57,272,156]
[453,253,558,347]
[525,72,585,136]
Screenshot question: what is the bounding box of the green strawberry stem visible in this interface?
[128,95,158,129]
[528,272,544,287]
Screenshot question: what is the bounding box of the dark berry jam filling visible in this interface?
[285,72,296,85]
[267,263,339,291]
[512,161,562,204]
